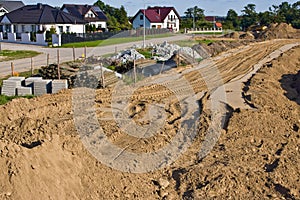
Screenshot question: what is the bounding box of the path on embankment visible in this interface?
[0,34,189,77]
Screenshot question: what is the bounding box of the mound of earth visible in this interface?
[194,40,250,57]
[0,40,299,199]
[258,23,300,40]
[223,32,240,39]
[239,31,255,40]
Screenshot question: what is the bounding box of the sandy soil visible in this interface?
[0,38,299,199]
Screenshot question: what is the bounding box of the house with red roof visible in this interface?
[132,6,180,32]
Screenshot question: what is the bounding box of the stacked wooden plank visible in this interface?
[1,77,25,96]
[33,80,52,96]
[51,80,68,94]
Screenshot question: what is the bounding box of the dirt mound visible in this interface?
[258,23,300,40]
[223,31,240,39]
[239,31,255,40]
[0,40,299,199]
[195,40,250,57]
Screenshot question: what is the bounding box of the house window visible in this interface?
[98,24,102,28]
[88,13,95,18]
[140,15,143,20]
[171,15,173,21]
[58,26,63,33]
[22,25,25,32]
[0,8,6,16]
[66,26,70,33]
[140,25,143,27]
[152,25,156,28]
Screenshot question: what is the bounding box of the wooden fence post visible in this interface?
[31,57,33,76]
[160,61,165,74]
[73,46,75,61]
[47,53,49,66]
[11,62,14,76]
[133,58,137,84]
[84,46,87,63]
[57,49,60,79]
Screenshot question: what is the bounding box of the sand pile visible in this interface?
[223,32,240,39]
[0,40,299,199]
[239,31,255,40]
[258,23,299,40]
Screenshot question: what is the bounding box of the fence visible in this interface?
[186,27,223,34]
[61,28,172,45]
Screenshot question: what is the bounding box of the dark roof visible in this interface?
[61,4,107,22]
[0,1,24,12]
[2,3,86,24]
[133,7,180,23]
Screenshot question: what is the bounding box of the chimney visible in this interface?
[37,3,42,9]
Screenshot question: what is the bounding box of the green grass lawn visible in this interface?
[172,40,199,47]
[0,69,38,105]
[0,69,39,87]
[0,94,35,105]
[192,32,224,35]
[61,33,175,48]
[172,39,216,47]
[0,50,41,61]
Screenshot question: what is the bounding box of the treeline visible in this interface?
[226,1,300,30]
[94,0,132,31]
[181,1,300,30]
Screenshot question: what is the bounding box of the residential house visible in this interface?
[61,4,107,31]
[205,16,224,29]
[132,6,180,32]
[0,1,24,16]
[0,3,86,37]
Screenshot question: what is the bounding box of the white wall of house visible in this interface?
[0,7,8,16]
[132,10,180,32]
[89,21,107,30]
[85,10,96,18]
[163,10,180,32]
[132,11,151,29]
[149,23,163,29]
[43,24,85,34]
[1,24,85,34]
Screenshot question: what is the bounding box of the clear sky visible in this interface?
[23,0,298,16]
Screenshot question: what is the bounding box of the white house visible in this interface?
[132,6,180,32]
[61,4,108,31]
[0,3,86,37]
[0,1,24,16]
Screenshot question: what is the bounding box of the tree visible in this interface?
[291,1,300,28]
[181,6,205,29]
[258,11,275,26]
[225,9,240,30]
[241,4,258,30]
[94,0,131,30]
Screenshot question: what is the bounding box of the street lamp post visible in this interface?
[143,5,146,48]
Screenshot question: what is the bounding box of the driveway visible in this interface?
[0,34,190,77]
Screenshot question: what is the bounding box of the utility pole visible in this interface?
[143,4,146,48]
[193,9,195,30]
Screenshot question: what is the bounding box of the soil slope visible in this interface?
[0,40,299,199]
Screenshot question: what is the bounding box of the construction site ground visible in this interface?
[0,36,300,199]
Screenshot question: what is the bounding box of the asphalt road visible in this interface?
[0,34,190,77]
